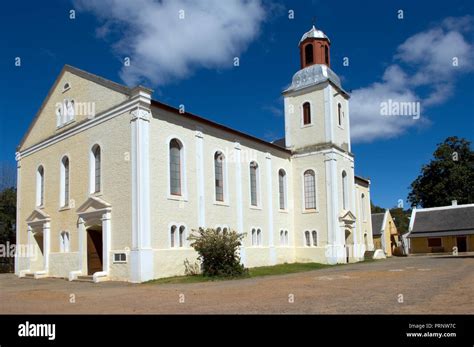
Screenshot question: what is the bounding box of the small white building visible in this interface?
[15,26,374,283]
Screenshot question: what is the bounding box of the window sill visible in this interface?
[278,209,289,214]
[36,205,45,209]
[58,206,71,212]
[167,195,188,202]
[249,205,262,211]
[300,123,314,129]
[213,201,230,207]
[56,119,75,130]
[302,209,319,214]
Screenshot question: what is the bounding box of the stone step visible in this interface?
[75,275,94,283]
[22,273,35,279]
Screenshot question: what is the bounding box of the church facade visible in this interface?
[15,26,374,283]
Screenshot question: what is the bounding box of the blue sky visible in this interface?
[0,0,473,208]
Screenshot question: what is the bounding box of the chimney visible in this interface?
[452,200,458,206]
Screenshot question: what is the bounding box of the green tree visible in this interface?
[0,187,16,272]
[188,228,247,277]
[371,202,385,214]
[408,136,474,208]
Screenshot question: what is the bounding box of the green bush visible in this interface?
[188,227,247,277]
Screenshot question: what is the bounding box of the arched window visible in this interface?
[179,225,186,247]
[216,227,222,234]
[36,166,45,206]
[257,229,262,246]
[312,230,318,246]
[305,44,314,65]
[169,139,182,196]
[324,45,329,65]
[303,169,316,210]
[285,230,289,245]
[342,171,348,210]
[251,228,257,246]
[91,145,101,193]
[338,103,342,126]
[303,102,311,125]
[60,231,70,253]
[170,225,177,248]
[305,231,311,247]
[361,194,366,221]
[250,161,259,206]
[60,156,70,207]
[280,230,284,245]
[214,151,224,202]
[278,169,287,210]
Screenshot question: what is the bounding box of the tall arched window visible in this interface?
[342,170,348,210]
[169,139,182,196]
[179,225,186,248]
[338,103,342,126]
[312,230,318,246]
[278,169,287,210]
[251,228,257,246]
[361,194,366,221]
[257,228,262,246]
[60,231,70,253]
[36,165,44,207]
[280,230,284,245]
[170,225,177,248]
[324,45,329,65]
[305,231,311,247]
[91,145,101,193]
[305,44,314,65]
[60,156,70,207]
[250,161,259,206]
[303,102,311,125]
[285,230,289,245]
[303,169,316,210]
[214,151,224,202]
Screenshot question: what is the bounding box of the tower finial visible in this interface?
[311,16,316,28]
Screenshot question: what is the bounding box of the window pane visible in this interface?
[170,140,182,195]
[312,231,317,246]
[304,170,316,209]
[64,158,69,205]
[215,152,224,201]
[279,170,286,209]
[94,146,101,193]
[250,162,258,206]
[303,102,311,125]
[305,231,311,246]
[179,226,185,247]
[170,226,176,248]
[39,167,44,206]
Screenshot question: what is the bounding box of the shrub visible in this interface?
[188,228,247,277]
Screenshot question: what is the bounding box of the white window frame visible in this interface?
[60,231,70,253]
[167,136,188,201]
[213,150,228,204]
[342,170,348,210]
[301,168,318,212]
[89,143,103,195]
[36,165,45,207]
[59,155,70,208]
[300,100,314,128]
[249,160,261,209]
[278,169,288,211]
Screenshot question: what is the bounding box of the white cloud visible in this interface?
[74,0,266,86]
[351,16,474,143]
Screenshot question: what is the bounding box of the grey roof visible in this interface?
[272,137,286,148]
[371,213,385,236]
[283,64,349,96]
[409,205,474,238]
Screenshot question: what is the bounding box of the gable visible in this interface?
[19,65,131,151]
[26,209,51,224]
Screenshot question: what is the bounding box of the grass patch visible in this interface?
[145,261,355,285]
[145,259,380,285]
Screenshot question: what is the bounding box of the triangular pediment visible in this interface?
[77,196,112,215]
[26,209,51,223]
[18,65,132,151]
[339,209,356,223]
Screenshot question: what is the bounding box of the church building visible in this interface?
[15,26,374,282]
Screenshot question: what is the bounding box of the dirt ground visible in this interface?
[1,255,473,314]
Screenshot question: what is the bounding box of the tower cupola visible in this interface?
[299,25,330,69]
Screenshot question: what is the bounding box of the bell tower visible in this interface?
[282,25,350,152]
[299,25,331,69]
